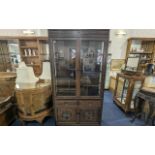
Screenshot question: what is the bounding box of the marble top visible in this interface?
[16,80,51,90]
[141,87,155,93]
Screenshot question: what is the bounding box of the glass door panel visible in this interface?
[115,76,125,102]
[80,41,104,96]
[53,40,77,96]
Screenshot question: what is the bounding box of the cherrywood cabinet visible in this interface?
[49,30,109,125]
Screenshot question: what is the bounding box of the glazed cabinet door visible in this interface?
[80,40,104,96]
[53,40,77,96]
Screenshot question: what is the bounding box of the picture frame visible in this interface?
[110,59,125,71]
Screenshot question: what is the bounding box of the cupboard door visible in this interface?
[79,101,101,122]
[57,107,77,122]
[53,40,77,96]
[56,100,77,122]
[80,40,104,96]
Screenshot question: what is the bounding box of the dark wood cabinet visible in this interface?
[49,30,109,125]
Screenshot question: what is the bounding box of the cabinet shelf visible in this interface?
[22,56,39,58]
[27,64,40,66]
[20,46,38,49]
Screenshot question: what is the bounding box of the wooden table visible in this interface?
[132,87,155,125]
[15,81,52,124]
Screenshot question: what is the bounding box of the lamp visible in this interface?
[39,61,51,81]
[115,30,127,36]
[22,29,35,35]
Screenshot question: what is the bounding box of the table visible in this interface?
[15,81,52,124]
[133,87,155,125]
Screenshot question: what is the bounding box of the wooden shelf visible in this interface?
[27,64,40,66]
[22,56,39,58]
[129,52,153,54]
[20,46,38,49]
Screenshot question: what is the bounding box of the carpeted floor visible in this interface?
[101,91,144,126]
[10,91,145,126]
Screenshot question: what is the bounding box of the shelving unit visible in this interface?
[125,38,155,72]
[0,40,12,71]
[19,37,49,76]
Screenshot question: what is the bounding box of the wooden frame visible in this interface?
[49,30,109,125]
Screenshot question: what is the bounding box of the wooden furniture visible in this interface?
[125,38,155,72]
[0,72,16,98]
[113,73,145,112]
[15,81,52,124]
[109,76,118,93]
[19,37,49,76]
[49,29,109,125]
[0,97,16,126]
[0,72,16,125]
[0,40,12,71]
[133,88,155,125]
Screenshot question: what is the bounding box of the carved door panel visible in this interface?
[79,100,101,122]
[79,108,101,122]
[57,106,77,122]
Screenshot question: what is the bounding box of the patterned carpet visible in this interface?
[10,91,145,126]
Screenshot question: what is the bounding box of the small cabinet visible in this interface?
[113,73,145,112]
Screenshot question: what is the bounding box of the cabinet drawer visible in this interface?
[56,100,78,106]
[79,100,101,107]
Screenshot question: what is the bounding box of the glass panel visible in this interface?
[121,79,129,104]
[53,40,76,96]
[130,80,142,109]
[80,41,104,96]
[115,76,125,102]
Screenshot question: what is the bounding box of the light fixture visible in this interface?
[115,30,127,36]
[22,29,35,35]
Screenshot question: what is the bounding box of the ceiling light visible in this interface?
[22,30,35,35]
[115,30,127,36]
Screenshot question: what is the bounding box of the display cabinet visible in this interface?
[49,30,109,125]
[125,38,155,72]
[113,73,145,112]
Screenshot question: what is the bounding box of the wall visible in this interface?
[109,29,155,59]
[0,29,48,36]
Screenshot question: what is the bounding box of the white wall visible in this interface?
[0,29,48,36]
[109,29,155,59]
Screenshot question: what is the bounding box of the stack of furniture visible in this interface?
[49,29,109,125]
[113,38,155,112]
